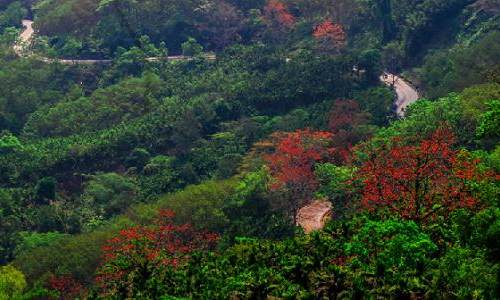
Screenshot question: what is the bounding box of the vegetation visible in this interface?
[0,0,498,298]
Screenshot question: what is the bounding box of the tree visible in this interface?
[0,265,26,300]
[34,177,57,205]
[382,42,404,75]
[313,20,346,54]
[46,274,85,300]
[0,132,22,154]
[328,99,370,153]
[357,49,382,84]
[0,1,27,31]
[95,209,218,298]
[315,163,355,218]
[264,129,335,221]
[263,0,295,40]
[345,219,437,294]
[430,247,500,299]
[355,127,487,223]
[355,86,394,126]
[0,189,23,264]
[125,147,151,171]
[81,173,138,220]
[181,37,203,57]
[195,0,243,50]
[477,100,500,143]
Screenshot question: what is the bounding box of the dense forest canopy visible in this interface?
[0,0,498,298]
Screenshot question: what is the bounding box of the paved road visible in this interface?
[381,73,420,117]
[14,19,215,64]
[16,20,418,116]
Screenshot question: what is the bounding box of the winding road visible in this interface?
[14,19,215,64]
[297,76,420,232]
[381,73,420,117]
[15,19,420,234]
[15,19,419,116]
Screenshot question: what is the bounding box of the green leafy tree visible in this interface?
[81,173,138,219]
[429,247,499,299]
[181,37,203,56]
[0,1,27,31]
[0,132,22,154]
[345,219,437,295]
[315,163,355,217]
[34,177,57,205]
[0,265,26,300]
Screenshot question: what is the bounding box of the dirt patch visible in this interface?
[297,200,332,233]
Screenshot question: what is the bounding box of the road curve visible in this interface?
[14,19,215,64]
[16,19,418,116]
[381,73,420,117]
[297,75,420,233]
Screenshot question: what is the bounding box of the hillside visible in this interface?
[0,0,498,299]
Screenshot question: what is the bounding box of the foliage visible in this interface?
[345,219,437,296]
[313,20,346,54]
[0,132,22,154]
[477,100,500,141]
[418,31,500,98]
[80,172,138,220]
[264,129,335,220]
[0,1,26,32]
[0,265,26,300]
[0,0,499,297]
[263,0,295,29]
[95,209,218,298]
[355,127,487,223]
[14,231,68,256]
[315,163,355,217]
[181,37,203,57]
[429,247,500,299]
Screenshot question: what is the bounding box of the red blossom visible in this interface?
[263,0,296,29]
[313,20,346,42]
[313,20,346,53]
[95,210,219,296]
[355,127,489,223]
[264,129,335,195]
[47,275,85,300]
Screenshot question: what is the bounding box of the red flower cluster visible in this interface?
[313,20,346,50]
[356,127,487,223]
[47,275,85,300]
[263,0,296,28]
[95,209,218,295]
[265,129,335,193]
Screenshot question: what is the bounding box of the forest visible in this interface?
[0,0,499,299]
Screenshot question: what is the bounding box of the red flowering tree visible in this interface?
[328,99,371,160]
[47,275,85,300]
[355,127,486,223]
[264,129,335,221]
[313,20,346,54]
[263,0,296,34]
[95,209,218,298]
